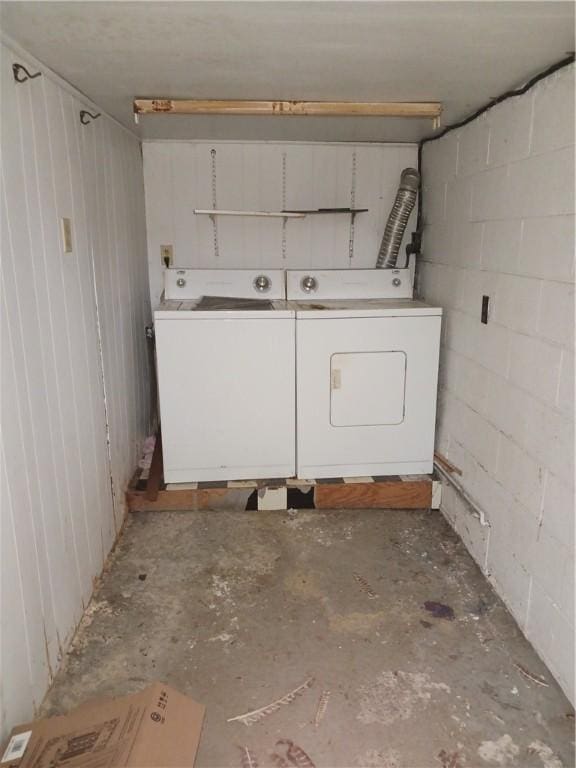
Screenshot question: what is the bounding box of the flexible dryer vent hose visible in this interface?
[376,168,420,268]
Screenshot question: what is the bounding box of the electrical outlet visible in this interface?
[481,295,490,324]
[61,217,73,253]
[160,244,173,267]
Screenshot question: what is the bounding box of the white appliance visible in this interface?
[155,269,295,482]
[287,265,442,479]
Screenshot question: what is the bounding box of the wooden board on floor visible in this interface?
[314,480,432,510]
[128,487,230,512]
[127,476,433,512]
[145,430,163,501]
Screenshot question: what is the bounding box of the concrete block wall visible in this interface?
[418,64,574,703]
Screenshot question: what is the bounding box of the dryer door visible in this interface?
[330,351,406,427]
[296,315,441,479]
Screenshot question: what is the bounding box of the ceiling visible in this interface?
[1,1,574,142]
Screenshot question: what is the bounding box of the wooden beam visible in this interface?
[314,480,432,510]
[128,487,231,512]
[145,430,163,502]
[127,476,433,512]
[434,451,463,476]
[134,99,442,119]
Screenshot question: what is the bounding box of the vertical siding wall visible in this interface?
[418,65,574,702]
[143,142,417,307]
[0,40,151,739]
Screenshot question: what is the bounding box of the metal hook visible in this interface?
[12,63,42,83]
[80,110,101,125]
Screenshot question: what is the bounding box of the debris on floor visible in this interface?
[423,600,456,621]
[40,509,575,767]
[227,679,315,726]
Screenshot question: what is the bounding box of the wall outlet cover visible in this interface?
[61,217,73,253]
[160,244,173,266]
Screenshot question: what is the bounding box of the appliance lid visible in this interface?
[194,295,274,311]
[292,298,442,319]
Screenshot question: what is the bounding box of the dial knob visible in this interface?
[253,274,271,293]
[392,278,402,287]
[176,277,186,287]
[301,275,318,293]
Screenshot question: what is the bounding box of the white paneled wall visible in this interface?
[143,142,417,307]
[418,65,575,702]
[0,40,150,739]
[81,99,151,515]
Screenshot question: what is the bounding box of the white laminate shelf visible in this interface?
[193,209,305,218]
[193,208,368,218]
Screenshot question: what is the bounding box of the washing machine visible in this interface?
[155,269,295,482]
[287,265,442,479]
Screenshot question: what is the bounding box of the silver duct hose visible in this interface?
[376,168,420,268]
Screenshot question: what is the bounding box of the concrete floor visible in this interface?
[43,509,574,767]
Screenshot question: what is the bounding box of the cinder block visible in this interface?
[538,281,575,349]
[486,537,532,628]
[455,355,488,414]
[557,352,575,416]
[435,402,452,455]
[521,401,574,487]
[473,319,510,376]
[496,436,546,518]
[453,504,490,571]
[471,460,515,525]
[531,65,576,156]
[452,221,484,269]
[520,215,575,283]
[257,486,287,511]
[495,273,542,335]
[480,374,529,446]
[439,482,459,526]
[422,133,459,184]
[507,146,575,219]
[507,332,562,404]
[438,397,470,449]
[529,527,574,621]
[457,117,490,177]
[470,165,509,222]
[440,265,465,310]
[435,419,451,457]
[423,181,447,224]
[437,345,460,394]
[489,496,540,576]
[444,308,476,356]
[488,92,533,167]
[445,437,482,485]
[526,580,575,704]
[431,479,442,510]
[445,176,473,222]
[481,219,522,273]
[416,259,436,298]
[440,480,490,569]
[422,221,452,264]
[459,404,502,475]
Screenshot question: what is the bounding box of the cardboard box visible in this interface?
[0,682,204,767]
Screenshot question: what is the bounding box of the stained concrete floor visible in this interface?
[43,509,574,768]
